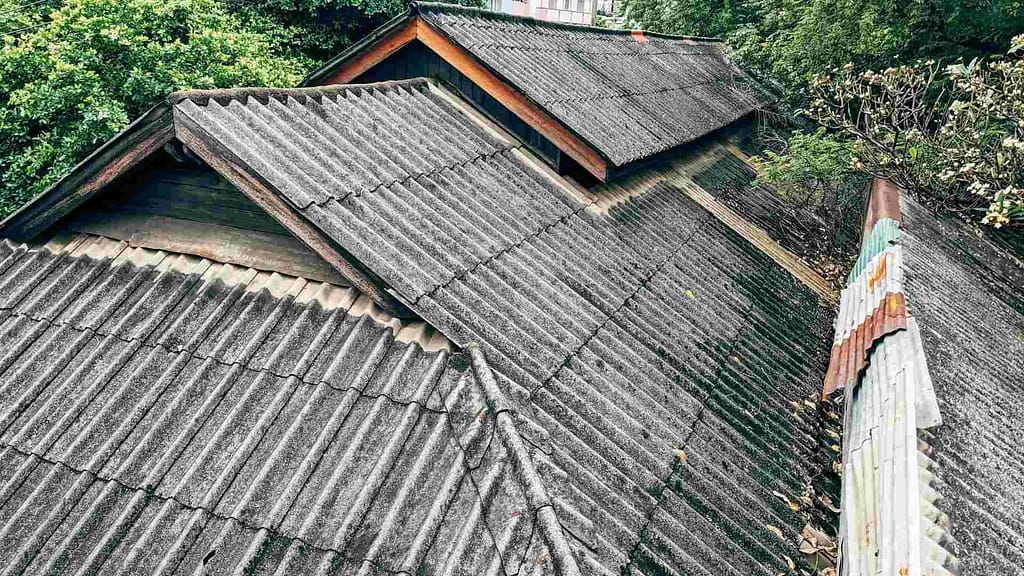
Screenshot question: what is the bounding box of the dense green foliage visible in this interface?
[0,0,490,219]
[0,0,306,216]
[620,0,1024,106]
[622,0,1024,237]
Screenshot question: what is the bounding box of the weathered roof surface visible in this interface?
[415,3,759,167]
[0,234,566,575]
[165,81,839,574]
[899,198,1024,574]
[0,79,839,575]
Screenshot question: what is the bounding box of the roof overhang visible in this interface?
[0,88,414,317]
[302,8,611,181]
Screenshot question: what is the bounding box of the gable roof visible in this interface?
[304,2,760,179]
[0,79,837,575]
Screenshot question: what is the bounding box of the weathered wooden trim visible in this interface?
[318,18,419,85]
[65,210,349,285]
[0,104,174,242]
[415,21,608,181]
[173,109,413,317]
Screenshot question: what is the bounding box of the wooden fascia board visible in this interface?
[414,20,608,181]
[318,18,419,85]
[172,108,414,317]
[309,14,609,181]
[0,104,175,242]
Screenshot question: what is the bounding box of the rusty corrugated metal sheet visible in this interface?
[838,320,956,576]
[832,182,965,576]
[824,222,908,397]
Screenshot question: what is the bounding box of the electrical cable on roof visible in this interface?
[2,20,47,35]
[0,0,53,20]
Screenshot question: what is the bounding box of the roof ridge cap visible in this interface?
[467,344,582,576]
[414,1,724,43]
[169,78,431,106]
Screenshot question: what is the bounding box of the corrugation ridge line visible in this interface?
[0,445,417,576]
[469,346,581,576]
[411,193,601,308]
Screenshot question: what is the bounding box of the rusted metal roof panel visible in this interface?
[824,211,909,397]
[838,319,955,576]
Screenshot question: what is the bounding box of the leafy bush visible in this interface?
[618,0,1024,108]
[0,0,306,219]
[808,37,1024,228]
[753,128,867,262]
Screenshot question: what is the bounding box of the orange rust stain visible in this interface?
[631,29,649,44]
[867,252,889,292]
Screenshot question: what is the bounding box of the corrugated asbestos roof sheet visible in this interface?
[899,198,1024,574]
[0,234,572,575]
[415,2,760,167]
[163,81,839,574]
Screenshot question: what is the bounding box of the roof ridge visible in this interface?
[412,1,724,43]
[467,345,582,576]
[168,78,431,107]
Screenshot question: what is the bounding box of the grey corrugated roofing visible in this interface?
[0,80,838,575]
[415,3,759,167]
[0,235,564,575]
[305,2,759,169]
[898,198,1024,574]
[163,82,838,574]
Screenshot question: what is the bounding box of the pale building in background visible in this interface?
[488,0,597,25]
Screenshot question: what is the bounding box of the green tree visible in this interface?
[620,0,1024,107]
[0,0,306,218]
[219,0,406,65]
[219,0,487,65]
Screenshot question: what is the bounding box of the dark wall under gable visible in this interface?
[354,40,562,165]
[58,151,348,285]
[80,152,288,235]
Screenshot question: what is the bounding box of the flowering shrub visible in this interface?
[807,36,1024,228]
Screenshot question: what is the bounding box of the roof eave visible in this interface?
[0,102,175,243]
[301,9,418,87]
[303,9,612,181]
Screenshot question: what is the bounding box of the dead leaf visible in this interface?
[785,556,796,571]
[787,501,801,512]
[818,495,841,514]
[675,449,688,463]
[766,525,785,539]
[685,289,696,300]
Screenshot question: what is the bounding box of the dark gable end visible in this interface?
[303,2,759,182]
